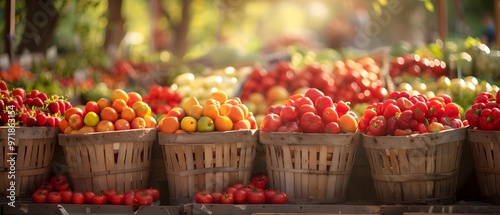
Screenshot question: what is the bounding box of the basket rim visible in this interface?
[259,131,360,146]
[1,126,60,139]
[58,128,157,145]
[362,127,466,149]
[158,129,258,145]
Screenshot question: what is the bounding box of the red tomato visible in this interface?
[251,174,268,190]
[72,192,85,204]
[233,189,248,204]
[124,193,136,206]
[110,194,125,205]
[60,190,74,204]
[146,188,160,201]
[264,189,277,203]
[280,106,298,122]
[50,174,67,185]
[270,192,288,204]
[91,194,107,205]
[300,112,324,133]
[135,191,153,206]
[232,183,244,190]
[314,96,334,116]
[304,88,325,104]
[220,193,235,204]
[211,192,222,204]
[225,187,238,195]
[194,191,213,204]
[247,188,266,204]
[260,113,283,132]
[321,107,339,123]
[47,192,62,204]
[324,122,341,134]
[84,191,95,204]
[298,104,318,118]
[296,97,314,107]
[104,189,117,203]
[32,190,48,203]
[54,182,70,192]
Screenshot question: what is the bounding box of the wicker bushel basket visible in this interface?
[0,127,59,198]
[467,129,500,204]
[158,130,258,205]
[259,132,360,204]
[58,128,156,193]
[362,127,466,204]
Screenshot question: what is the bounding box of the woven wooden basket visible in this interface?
[158,130,258,204]
[467,129,500,204]
[58,128,156,193]
[0,127,59,198]
[362,127,466,204]
[259,132,360,204]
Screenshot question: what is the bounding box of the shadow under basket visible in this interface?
[259,132,360,204]
[0,127,59,198]
[362,127,466,205]
[158,130,258,205]
[468,128,500,205]
[58,128,156,193]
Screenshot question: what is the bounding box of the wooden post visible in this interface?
[495,0,500,47]
[437,0,448,41]
[4,0,15,63]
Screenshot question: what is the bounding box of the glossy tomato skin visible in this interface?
[60,190,74,204]
[225,187,238,195]
[110,194,125,205]
[147,188,160,201]
[84,191,95,204]
[47,192,62,204]
[32,191,48,203]
[135,192,153,206]
[194,191,213,204]
[300,112,324,133]
[264,189,277,203]
[270,192,288,204]
[124,193,136,206]
[72,192,85,204]
[233,189,248,204]
[210,192,222,204]
[247,188,266,204]
[220,193,234,204]
[91,194,107,205]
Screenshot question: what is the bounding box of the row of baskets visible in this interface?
[0,127,499,205]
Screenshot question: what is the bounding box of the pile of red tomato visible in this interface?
[142,84,182,115]
[358,91,465,136]
[260,88,358,134]
[32,174,159,206]
[194,174,288,204]
[465,91,500,130]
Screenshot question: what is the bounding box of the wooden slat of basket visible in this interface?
[176,144,188,197]
[183,144,195,194]
[398,149,413,201]
[229,143,238,184]
[215,143,223,191]
[245,142,255,181]
[301,146,309,199]
[292,145,302,196]
[104,143,115,192]
[223,143,230,188]
[338,144,349,198]
[238,142,246,182]
[436,144,444,198]
[326,144,341,200]
[317,145,328,199]
[94,144,106,192]
[426,146,435,199]
[308,145,318,199]
[493,141,500,195]
[282,144,293,197]
[204,144,214,192]
[23,140,34,195]
[194,145,204,195]
[116,142,127,193]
